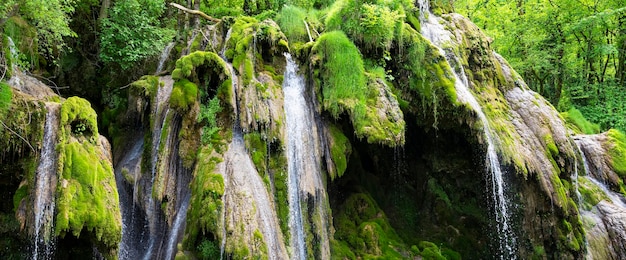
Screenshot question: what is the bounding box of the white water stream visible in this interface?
[282,53,330,259]
[417,1,517,258]
[33,103,60,260]
[156,42,176,73]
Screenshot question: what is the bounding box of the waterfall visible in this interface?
[165,190,191,259]
[142,76,175,260]
[32,103,60,260]
[282,53,331,259]
[417,1,517,258]
[156,42,176,74]
[116,136,144,260]
[283,53,307,259]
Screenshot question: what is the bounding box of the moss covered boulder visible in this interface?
[55,97,122,257]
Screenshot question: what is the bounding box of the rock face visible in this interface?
[5,1,626,259]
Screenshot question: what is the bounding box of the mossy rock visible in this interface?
[55,97,121,256]
[605,129,626,179]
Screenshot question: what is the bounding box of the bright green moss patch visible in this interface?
[312,31,405,146]
[55,141,122,248]
[313,31,367,117]
[0,83,12,120]
[56,97,122,252]
[60,97,99,140]
[170,79,198,111]
[130,75,161,99]
[606,129,626,178]
[561,108,600,134]
[577,176,608,210]
[328,125,351,180]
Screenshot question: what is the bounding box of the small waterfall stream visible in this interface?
[156,42,176,73]
[282,53,331,259]
[32,103,60,260]
[417,1,517,258]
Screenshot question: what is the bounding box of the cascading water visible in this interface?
[283,53,308,259]
[282,53,330,259]
[417,1,517,258]
[32,103,60,260]
[116,135,144,259]
[156,42,176,73]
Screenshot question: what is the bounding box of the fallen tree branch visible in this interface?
[303,20,313,42]
[169,3,221,23]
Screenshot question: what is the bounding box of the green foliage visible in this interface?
[3,16,39,70]
[325,0,406,54]
[276,5,308,43]
[197,239,220,260]
[1,0,77,58]
[455,0,626,131]
[202,0,280,16]
[100,0,174,70]
[0,82,12,120]
[560,107,601,134]
[199,96,222,146]
[606,129,626,178]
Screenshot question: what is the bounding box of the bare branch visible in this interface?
[169,3,221,23]
[0,120,36,153]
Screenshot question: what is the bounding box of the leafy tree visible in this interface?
[455,0,626,132]
[1,0,77,60]
[99,0,174,70]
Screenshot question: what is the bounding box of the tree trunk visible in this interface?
[617,12,626,84]
[98,0,111,20]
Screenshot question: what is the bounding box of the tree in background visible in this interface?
[99,0,174,71]
[455,0,626,132]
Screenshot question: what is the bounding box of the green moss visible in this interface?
[55,141,121,248]
[560,108,600,134]
[332,192,407,258]
[328,125,351,180]
[170,79,198,111]
[244,133,268,175]
[312,31,367,117]
[606,129,626,178]
[185,145,225,250]
[130,75,161,99]
[577,176,608,210]
[60,97,99,140]
[394,25,458,110]
[55,97,121,253]
[0,83,13,120]
[544,134,559,158]
[276,5,308,43]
